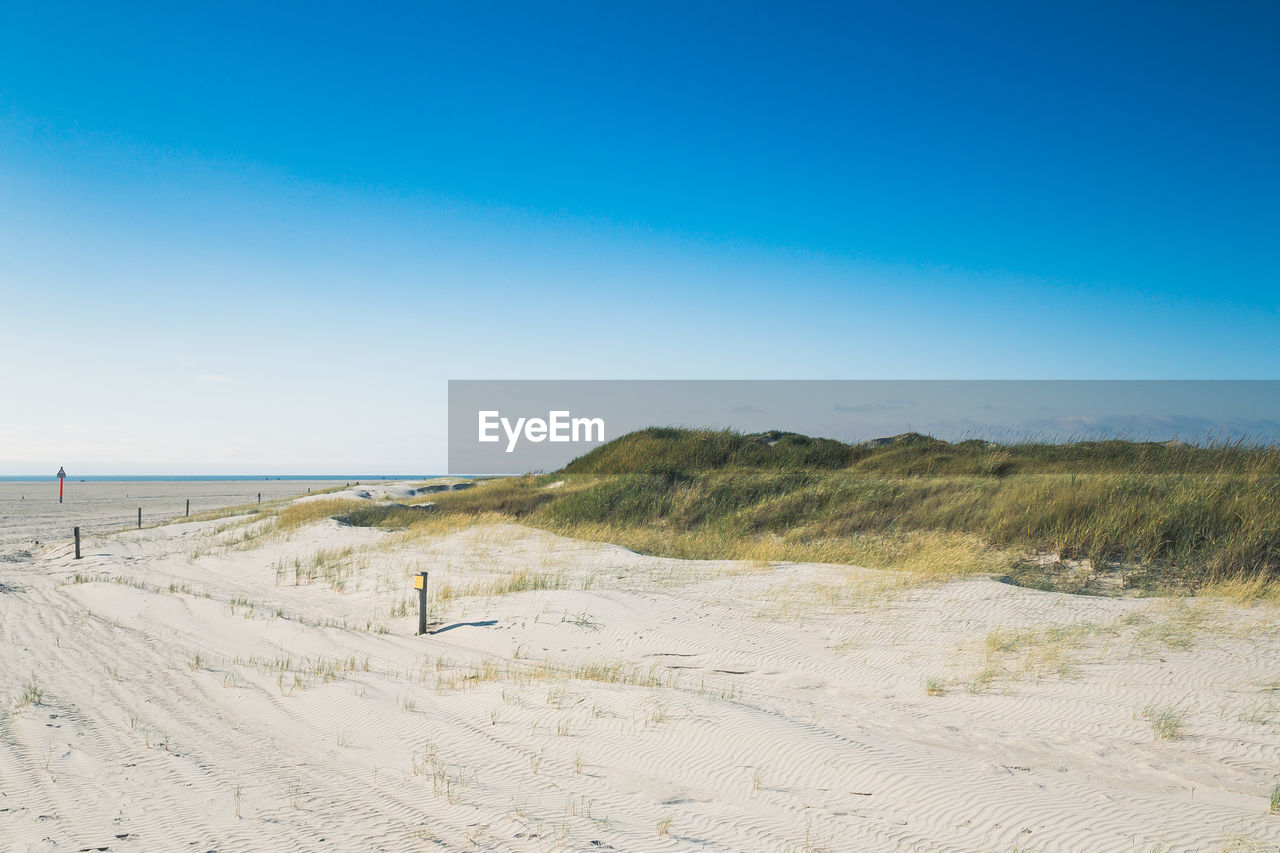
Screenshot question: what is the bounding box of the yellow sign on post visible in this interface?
[414,571,429,636]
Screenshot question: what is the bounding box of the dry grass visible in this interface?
[163,502,273,525]
[275,499,365,530]
[16,673,44,708]
[411,430,1280,596]
[763,568,915,621]
[1123,601,1216,650]
[434,570,569,603]
[272,546,369,592]
[1197,573,1280,604]
[954,601,1255,693]
[386,510,524,544]
[540,521,1012,584]
[1143,704,1187,740]
[422,653,679,695]
[978,623,1096,684]
[234,652,371,695]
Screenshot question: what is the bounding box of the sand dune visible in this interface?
[2,495,1279,851]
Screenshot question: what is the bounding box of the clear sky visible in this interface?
[2,2,1277,473]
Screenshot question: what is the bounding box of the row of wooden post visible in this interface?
[71,492,265,559]
[72,508,142,558]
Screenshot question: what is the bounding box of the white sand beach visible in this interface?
[2,484,1279,852]
[0,480,354,551]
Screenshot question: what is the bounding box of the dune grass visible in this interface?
[17,673,44,708]
[162,501,277,525]
[275,499,364,530]
[434,570,569,603]
[1142,704,1187,740]
[294,429,1280,596]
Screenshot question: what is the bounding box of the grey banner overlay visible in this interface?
[448,380,1280,475]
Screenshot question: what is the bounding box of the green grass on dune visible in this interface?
[562,427,857,475]
[387,428,1280,595]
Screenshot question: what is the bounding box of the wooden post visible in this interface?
[137,507,142,529]
[74,527,81,560]
[258,492,261,503]
[186,499,190,517]
[416,571,429,635]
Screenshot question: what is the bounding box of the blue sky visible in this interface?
[1,2,1277,472]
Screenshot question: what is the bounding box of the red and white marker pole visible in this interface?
[57,466,66,503]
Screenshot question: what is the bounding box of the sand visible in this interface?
[2,487,1279,851]
[0,480,354,551]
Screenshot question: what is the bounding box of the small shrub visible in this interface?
[18,674,43,707]
[1143,704,1186,740]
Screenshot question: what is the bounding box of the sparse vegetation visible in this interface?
[17,673,43,707]
[276,499,362,530]
[1143,704,1187,740]
[433,570,568,603]
[424,654,678,695]
[272,546,367,591]
[162,501,275,526]
[234,652,370,695]
[980,623,1093,682]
